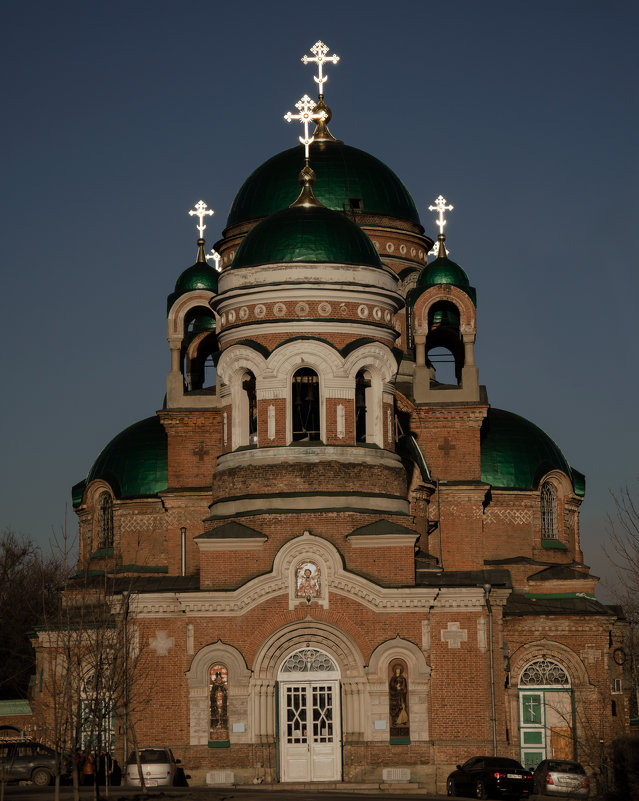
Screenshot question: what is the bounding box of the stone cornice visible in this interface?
[346,533,418,548]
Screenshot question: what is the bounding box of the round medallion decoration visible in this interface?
[418,250,424,260]
[385,242,395,253]
[254,304,266,318]
[372,240,379,249]
[373,306,382,320]
[228,310,236,324]
[411,247,416,257]
[239,306,249,320]
[357,304,369,318]
[229,251,235,262]
[273,302,287,317]
[220,314,226,327]
[399,244,407,255]
[295,302,309,317]
[339,303,348,315]
[384,310,392,322]
[318,302,332,317]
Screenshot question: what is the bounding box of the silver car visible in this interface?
[124,747,180,787]
[532,759,590,798]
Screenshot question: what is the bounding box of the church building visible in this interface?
[32,41,629,791]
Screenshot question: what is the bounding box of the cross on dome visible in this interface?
[301,40,340,99]
[188,200,214,238]
[428,195,454,236]
[207,247,222,272]
[284,94,327,160]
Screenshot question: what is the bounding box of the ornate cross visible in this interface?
[284,94,327,159]
[192,443,210,462]
[438,437,456,457]
[207,247,222,272]
[441,622,468,649]
[301,40,340,98]
[428,195,454,235]
[525,696,540,721]
[189,200,214,238]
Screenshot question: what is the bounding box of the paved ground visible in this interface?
[0,784,582,801]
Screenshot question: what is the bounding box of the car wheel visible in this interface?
[32,768,52,786]
[447,777,456,796]
[475,779,488,799]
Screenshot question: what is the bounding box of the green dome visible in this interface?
[412,254,477,306]
[227,140,420,227]
[167,261,218,312]
[77,417,168,501]
[481,408,580,492]
[232,204,383,269]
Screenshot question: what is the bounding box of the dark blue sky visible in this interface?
[1,1,637,596]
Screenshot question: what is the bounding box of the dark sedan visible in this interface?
[447,755,533,799]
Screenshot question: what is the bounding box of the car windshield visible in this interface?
[547,761,585,773]
[486,758,525,770]
[127,749,169,764]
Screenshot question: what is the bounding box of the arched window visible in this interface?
[426,301,464,385]
[242,372,257,445]
[520,659,570,687]
[292,368,320,441]
[355,370,370,443]
[209,664,229,743]
[541,482,558,540]
[97,493,113,550]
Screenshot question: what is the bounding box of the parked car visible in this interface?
[124,747,181,787]
[532,759,590,798]
[446,755,533,798]
[0,739,71,786]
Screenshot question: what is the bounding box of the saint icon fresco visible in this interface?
[209,665,229,741]
[295,561,320,598]
[389,662,409,737]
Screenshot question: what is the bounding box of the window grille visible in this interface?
[541,482,558,539]
[520,659,569,687]
[97,492,113,549]
[280,648,337,673]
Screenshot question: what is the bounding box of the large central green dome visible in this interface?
[232,203,383,269]
[227,140,420,227]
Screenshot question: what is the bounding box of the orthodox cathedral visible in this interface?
[33,42,629,791]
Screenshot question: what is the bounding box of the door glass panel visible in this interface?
[312,684,333,743]
[286,685,307,743]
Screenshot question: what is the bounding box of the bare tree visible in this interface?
[606,485,639,720]
[0,529,66,700]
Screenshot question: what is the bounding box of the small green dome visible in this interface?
[417,255,470,288]
[481,408,581,493]
[76,416,168,501]
[232,204,383,269]
[227,140,420,227]
[413,254,477,306]
[167,241,218,312]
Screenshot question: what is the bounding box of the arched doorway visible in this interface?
[277,647,341,782]
[518,658,574,769]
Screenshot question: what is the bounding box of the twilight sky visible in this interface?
[1,0,637,597]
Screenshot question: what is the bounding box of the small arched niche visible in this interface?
[426,301,463,385]
[291,367,320,442]
[183,307,218,391]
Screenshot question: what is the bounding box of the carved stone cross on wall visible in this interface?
[441,622,468,649]
[438,437,456,457]
[193,443,210,462]
[149,630,174,656]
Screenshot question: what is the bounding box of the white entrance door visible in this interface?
[280,679,341,781]
[278,647,341,782]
